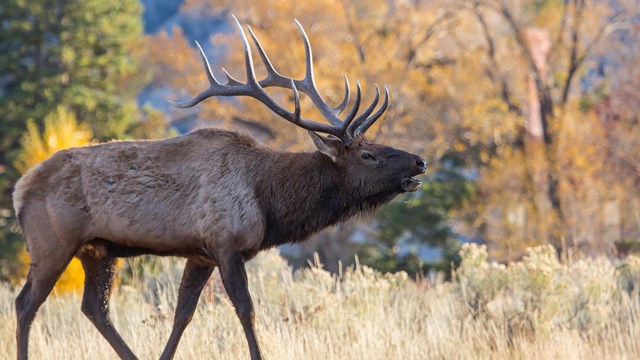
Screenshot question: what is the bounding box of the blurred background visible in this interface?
[1,0,639,290]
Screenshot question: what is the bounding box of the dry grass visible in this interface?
[2,246,640,359]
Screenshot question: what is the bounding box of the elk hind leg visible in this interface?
[79,252,138,360]
[159,259,214,360]
[15,241,77,360]
[218,252,263,360]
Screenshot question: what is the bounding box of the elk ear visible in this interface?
[308,131,343,162]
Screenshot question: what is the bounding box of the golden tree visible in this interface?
[451,0,640,259]
[14,106,92,294]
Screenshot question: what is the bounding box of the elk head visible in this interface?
[173,16,426,195]
[309,132,426,197]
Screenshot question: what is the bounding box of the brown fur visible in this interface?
[13,128,425,360]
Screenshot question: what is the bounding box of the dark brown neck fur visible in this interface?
[253,151,399,249]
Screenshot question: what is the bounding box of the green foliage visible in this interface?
[0,218,23,282]
[377,167,475,247]
[360,162,476,275]
[0,0,146,281]
[0,0,144,146]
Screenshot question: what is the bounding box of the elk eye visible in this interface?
[361,153,375,161]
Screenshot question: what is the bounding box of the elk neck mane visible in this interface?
[250,142,398,249]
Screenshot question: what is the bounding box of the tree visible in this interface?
[9,107,91,293]
[449,0,640,259]
[0,0,144,142]
[0,0,146,281]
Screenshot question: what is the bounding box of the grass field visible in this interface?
[2,244,640,359]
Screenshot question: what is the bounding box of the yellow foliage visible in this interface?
[478,146,549,261]
[15,106,93,174]
[13,106,92,295]
[51,258,86,295]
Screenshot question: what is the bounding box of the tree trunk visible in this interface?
[524,28,566,250]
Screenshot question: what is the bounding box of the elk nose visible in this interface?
[416,158,427,173]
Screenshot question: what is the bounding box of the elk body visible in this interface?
[13,17,426,360]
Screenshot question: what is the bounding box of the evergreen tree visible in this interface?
[0,0,145,280]
[362,157,476,275]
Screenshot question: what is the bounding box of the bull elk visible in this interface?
[13,17,426,360]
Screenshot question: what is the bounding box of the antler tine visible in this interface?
[250,24,352,120]
[334,75,351,114]
[243,19,374,135]
[170,41,222,108]
[221,67,243,86]
[347,85,380,136]
[341,80,362,131]
[355,86,390,136]
[231,16,259,86]
[247,26,290,88]
[291,79,301,123]
[294,19,317,89]
[293,19,346,127]
[249,21,347,128]
[231,16,346,136]
[196,41,219,87]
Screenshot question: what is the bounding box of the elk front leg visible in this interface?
[159,260,214,360]
[217,252,263,360]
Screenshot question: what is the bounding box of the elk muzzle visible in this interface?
[401,156,427,192]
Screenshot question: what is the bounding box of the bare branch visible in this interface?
[472,7,522,115]
[561,9,627,105]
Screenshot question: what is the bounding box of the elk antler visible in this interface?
[171,16,389,145]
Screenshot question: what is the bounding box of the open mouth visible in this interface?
[401,178,422,192]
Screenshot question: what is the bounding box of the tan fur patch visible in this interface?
[12,163,43,218]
